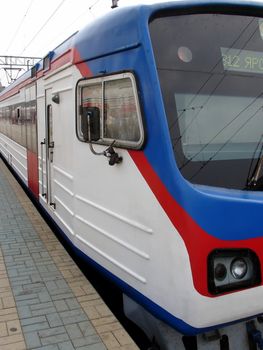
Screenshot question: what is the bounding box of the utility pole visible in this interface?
[0,55,41,85]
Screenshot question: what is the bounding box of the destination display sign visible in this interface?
[221,47,263,74]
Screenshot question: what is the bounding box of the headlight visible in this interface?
[215,263,227,281]
[231,258,248,280]
[208,249,261,295]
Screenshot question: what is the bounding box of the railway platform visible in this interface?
[0,158,138,350]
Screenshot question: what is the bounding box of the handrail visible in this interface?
[40,139,46,197]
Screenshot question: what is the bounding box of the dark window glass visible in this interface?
[104,78,140,142]
[150,13,263,190]
[77,73,143,148]
[43,55,51,71]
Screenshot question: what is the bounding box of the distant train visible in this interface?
[1,1,263,349]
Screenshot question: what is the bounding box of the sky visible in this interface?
[0,0,168,86]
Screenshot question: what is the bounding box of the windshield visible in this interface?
[150,13,263,190]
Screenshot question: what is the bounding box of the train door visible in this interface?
[25,84,39,197]
[44,88,55,209]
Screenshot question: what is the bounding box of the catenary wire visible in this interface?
[89,0,103,10]
[40,0,100,52]
[189,103,263,181]
[180,91,263,171]
[6,0,34,53]
[20,0,68,54]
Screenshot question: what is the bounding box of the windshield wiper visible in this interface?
[246,135,263,190]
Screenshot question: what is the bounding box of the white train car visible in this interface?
[2,2,263,349]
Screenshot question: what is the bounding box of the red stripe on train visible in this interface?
[27,150,39,198]
[129,150,263,296]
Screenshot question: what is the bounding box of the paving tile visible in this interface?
[0,341,26,350]
[0,334,25,346]
[38,291,52,303]
[72,334,103,348]
[99,332,120,349]
[113,330,133,346]
[31,306,57,317]
[40,333,70,346]
[46,312,64,327]
[6,319,22,335]
[54,300,69,312]
[76,343,107,350]
[23,321,50,333]
[38,326,66,339]
[20,315,47,326]
[16,297,40,307]
[65,323,83,339]
[30,301,54,311]
[94,322,123,335]
[58,341,75,350]
[17,305,32,318]
[0,322,8,337]
[78,321,97,337]
[65,298,80,310]
[34,344,59,350]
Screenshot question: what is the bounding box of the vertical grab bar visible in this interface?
[40,139,46,197]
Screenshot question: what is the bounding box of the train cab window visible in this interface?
[104,78,141,142]
[150,13,263,190]
[76,72,144,149]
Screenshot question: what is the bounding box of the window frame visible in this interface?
[76,71,145,149]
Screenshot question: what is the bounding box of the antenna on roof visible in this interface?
[111,0,118,9]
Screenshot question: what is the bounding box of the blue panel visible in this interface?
[73,1,263,241]
[74,7,141,63]
[73,1,263,240]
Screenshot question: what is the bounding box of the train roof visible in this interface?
[2,0,263,98]
[73,0,263,63]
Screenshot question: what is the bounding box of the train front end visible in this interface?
[136,1,263,348]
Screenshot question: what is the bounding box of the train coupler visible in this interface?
[247,321,263,350]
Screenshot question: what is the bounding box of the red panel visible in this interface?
[129,150,263,296]
[27,150,39,198]
[73,48,92,77]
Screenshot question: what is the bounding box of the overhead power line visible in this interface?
[42,7,93,51]
[6,0,34,53]
[88,0,103,10]
[29,0,109,56]
[21,0,67,54]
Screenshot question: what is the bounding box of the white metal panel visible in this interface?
[0,133,28,184]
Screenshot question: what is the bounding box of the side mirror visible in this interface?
[81,107,100,142]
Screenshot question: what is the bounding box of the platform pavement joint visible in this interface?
[0,159,139,350]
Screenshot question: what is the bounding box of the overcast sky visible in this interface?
[0,0,169,86]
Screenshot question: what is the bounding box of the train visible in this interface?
[1,1,263,349]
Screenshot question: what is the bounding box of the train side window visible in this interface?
[82,83,102,112]
[43,56,50,71]
[104,78,141,143]
[76,72,144,149]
